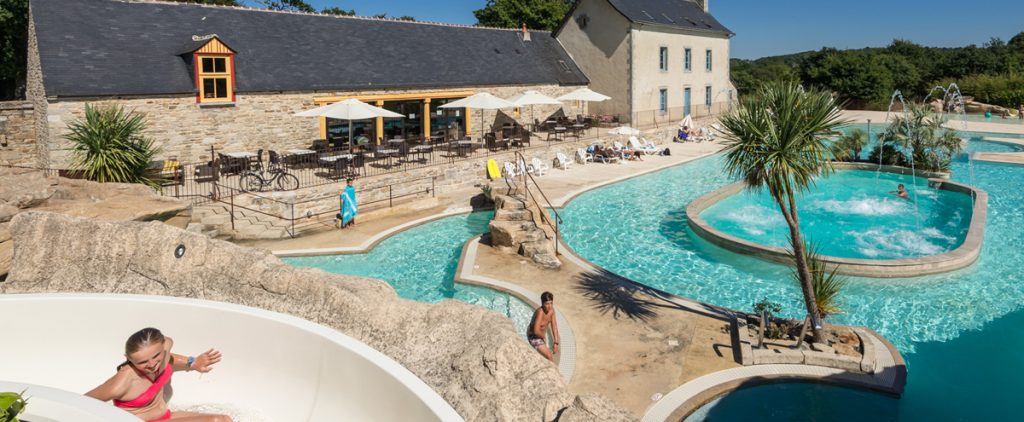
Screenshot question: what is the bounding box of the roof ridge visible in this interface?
[118,0,542,33]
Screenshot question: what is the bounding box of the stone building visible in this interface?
[555,0,735,124]
[20,0,589,166]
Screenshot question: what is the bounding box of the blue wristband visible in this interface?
[187,356,195,370]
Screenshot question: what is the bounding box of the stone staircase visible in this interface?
[189,203,294,240]
[489,194,561,269]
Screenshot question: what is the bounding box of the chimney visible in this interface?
[696,0,709,12]
[522,22,531,42]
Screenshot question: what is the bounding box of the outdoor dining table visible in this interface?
[224,151,256,158]
[319,153,354,162]
[288,148,316,155]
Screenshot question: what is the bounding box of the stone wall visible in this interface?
[25,5,49,168]
[42,84,582,167]
[0,102,38,167]
[1,212,635,422]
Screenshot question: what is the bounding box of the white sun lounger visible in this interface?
[555,152,573,170]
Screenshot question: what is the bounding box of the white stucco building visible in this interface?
[555,0,734,125]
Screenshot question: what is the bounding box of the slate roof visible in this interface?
[31,0,589,98]
[606,0,733,36]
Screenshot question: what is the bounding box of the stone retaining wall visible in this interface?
[0,102,39,167]
[686,166,988,278]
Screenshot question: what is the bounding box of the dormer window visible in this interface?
[198,55,232,102]
[179,35,237,105]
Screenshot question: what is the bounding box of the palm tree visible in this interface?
[833,128,868,162]
[719,81,847,341]
[881,104,962,171]
[791,243,847,321]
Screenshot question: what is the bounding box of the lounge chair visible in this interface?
[629,137,659,155]
[555,152,573,170]
[516,158,534,176]
[576,148,594,164]
[530,157,550,176]
[503,162,519,178]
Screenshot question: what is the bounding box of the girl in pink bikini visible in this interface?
[86,328,233,422]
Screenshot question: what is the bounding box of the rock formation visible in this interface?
[0,167,189,279]
[0,212,633,421]
[489,194,561,269]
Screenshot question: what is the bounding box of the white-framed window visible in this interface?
[659,47,669,71]
[705,49,713,72]
[659,88,668,113]
[684,48,692,72]
[705,85,712,108]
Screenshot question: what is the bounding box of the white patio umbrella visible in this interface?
[679,114,694,129]
[295,98,403,146]
[556,87,611,118]
[439,93,515,140]
[607,126,640,136]
[505,90,562,126]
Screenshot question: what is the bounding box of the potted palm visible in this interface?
[0,391,26,422]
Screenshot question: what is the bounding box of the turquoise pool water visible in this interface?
[700,169,973,259]
[560,128,1024,420]
[282,212,535,337]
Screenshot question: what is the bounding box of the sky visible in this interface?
[240,0,1024,59]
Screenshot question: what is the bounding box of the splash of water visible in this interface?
[812,197,912,216]
[851,227,955,258]
[881,90,923,228]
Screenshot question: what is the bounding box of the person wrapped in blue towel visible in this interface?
[335,178,358,229]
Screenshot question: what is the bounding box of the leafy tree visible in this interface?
[65,104,160,186]
[396,15,416,21]
[167,0,240,5]
[719,81,847,342]
[473,0,572,31]
[800,48,893,109]
[0,0,28,100]
[321,7,356,16]
[256,0,315,13]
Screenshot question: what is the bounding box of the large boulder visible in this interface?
[0,167,189,279]
[1,212,633,421]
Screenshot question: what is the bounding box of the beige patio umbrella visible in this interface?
[439,93,515,140]
[556,87,611,117]
[505,90,562,126]
[295,98,403,146]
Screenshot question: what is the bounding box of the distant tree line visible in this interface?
[731,34,1024,110]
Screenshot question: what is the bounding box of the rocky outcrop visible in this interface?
[0,167,189,278]
[489,194,561,269]
[0,212,633,421]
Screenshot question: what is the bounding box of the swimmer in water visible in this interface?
[894,183,909,199]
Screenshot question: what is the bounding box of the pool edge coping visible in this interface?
[684,164,989,278]
[454,235,577,383]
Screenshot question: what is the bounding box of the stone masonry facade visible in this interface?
[0,102,38,167]
[41,84,583,168]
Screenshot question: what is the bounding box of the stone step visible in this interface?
[493,194,527,210]
[233,226,287,240]
[520,240,561,269]
[494,208,533,221]
[200,214,230,226]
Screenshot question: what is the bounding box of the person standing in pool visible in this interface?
[335,178,358,229]
[527,291,560,362]
[894,183,909,199]
[86,327,232,422]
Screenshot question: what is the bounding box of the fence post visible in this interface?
[431,176,436,198]
[757,310,767,349]
[388,185,393,208]
[291,202,295,238]
[230,190,235,231]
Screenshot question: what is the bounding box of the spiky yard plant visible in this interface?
[790,242,848,321]
[881,104,963,172]
[832,128,868,162]
[719,81,848,341]
[65,103,159,186]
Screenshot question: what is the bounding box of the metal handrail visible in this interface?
[513,151,563,254]
[210,175,436,238]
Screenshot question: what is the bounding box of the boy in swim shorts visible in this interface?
[527,292,560,362]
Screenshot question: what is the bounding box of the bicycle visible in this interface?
[239,166,299,192]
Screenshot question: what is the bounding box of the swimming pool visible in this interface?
[699,169,973,259]
[283,212,534,337]
[559,127,1024,420]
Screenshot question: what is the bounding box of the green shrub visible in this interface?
[65,103,159,186]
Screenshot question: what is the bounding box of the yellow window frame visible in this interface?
[197,54,233,103]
